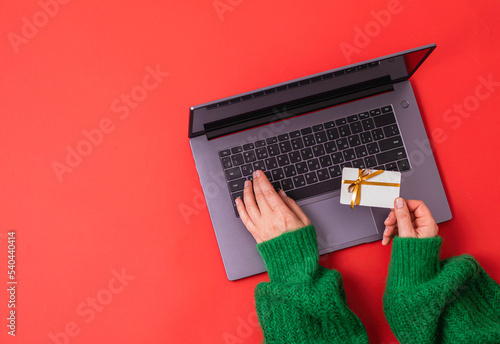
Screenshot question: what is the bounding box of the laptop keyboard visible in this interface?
[218,105,410,217]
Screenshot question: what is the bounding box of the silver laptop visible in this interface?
[189,44,452,281]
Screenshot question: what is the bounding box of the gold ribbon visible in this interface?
[342,169,400,210]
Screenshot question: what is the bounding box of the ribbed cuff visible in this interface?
[257,225,319,283]
[387,236,442,288]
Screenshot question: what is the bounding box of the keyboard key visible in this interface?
[355,145,368,158]
[255,140,266,147]
[231,146,243,154]
[381,105,393,113]
[343,149,356,161]
[336,138,349,150]
[331,152,344,164]
[284,165,297,177]
[383,125,400,137]
[350,122,363,134]
[279,141,293,153]
[241,164,253,176]
[307,158,321,171]
[324,141,337,153]
[364,156,377,168]
[278,134,289,141]
[253,160,265,171]
[243,150,256,163]
[328,166,341,178]
[256,147,268,159]
[219,149,231,157]
[376,147,407,165]
[352,159,365,168]
[317,168,329,181]
[301,127,312,135]
[378,135,404,151]
[286,178,342,201]
[326,128,339,140]
[319,155,333,167]
[225,167,242,180]
[373,166,384,170]
[397,159,411,171]
[291,137,304,150]
[266,137,277,144]
[374,113,396,128]
[271,168,285,181]
[267,144,280,156]
[341,162,353,169]
[335,118,347,126]
[281,178,294,191]
[339,125,351,137]
[303,134,316,147]
[228,178,246,192]
[358,112,370,119]
[312,144,325,157]
[243,143,254,150]
[289,151,302,163]
[348,135,361,147]
[231,154,244,166]
[264,171,272,181]
[313,124,324,132]
[370,108,382,116]
[347,114,359,122]
[293,175,306,188]
[315,131,328,143]
[360,132,373,144]
[272,181,282,191]
[277,154,290,167]
[367,142,380,155]
[361,118,375,130]
[295,162,308,174]
[385,162,398,171]
[265,157,278,170]
[300,148,314,160]
[372,128,385,140]
[290,130,301,138]
[324,121,336,128]
[221,157,232,169]
[305,172,318,184]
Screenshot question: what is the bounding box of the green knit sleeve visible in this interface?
[254,225,369,344]
[384,236,500,344]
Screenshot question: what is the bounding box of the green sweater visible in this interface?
[255,225,500,343]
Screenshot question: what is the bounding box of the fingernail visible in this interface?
[244,180,250,188]
[383,227,388,235]
[384,216,390,223]
[252,171,256,178]
[395,198,404,209]
[279,189,287,197]
[255,170,262,178]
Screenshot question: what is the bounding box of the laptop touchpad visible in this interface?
[301,196,378,252]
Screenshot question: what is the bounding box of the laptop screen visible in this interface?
[189,44,436,139]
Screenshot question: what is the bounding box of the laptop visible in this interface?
[188,44,452,281]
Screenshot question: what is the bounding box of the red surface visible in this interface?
[1,1,500,343]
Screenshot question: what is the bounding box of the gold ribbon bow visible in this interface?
[342,169,400,209]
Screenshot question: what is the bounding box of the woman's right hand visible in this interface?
[382,198,439,245]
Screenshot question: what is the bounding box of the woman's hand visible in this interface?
[382,198,439,245]
[235,170,311,244]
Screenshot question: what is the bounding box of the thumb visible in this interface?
[394,197,415,238]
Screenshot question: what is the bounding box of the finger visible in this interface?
[406,199,435,224]
[243,179,260,219]
[235,197,258,237]
[278,189,311,226]
[252,171,273,213]
[254,170,286,210]
[382,210,397,245]
[393,197,416,238]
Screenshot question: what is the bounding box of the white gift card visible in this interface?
[340,168,401,209]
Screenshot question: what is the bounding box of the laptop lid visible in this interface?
[189,44,436,140]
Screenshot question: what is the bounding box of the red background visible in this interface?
[1,0,500,343]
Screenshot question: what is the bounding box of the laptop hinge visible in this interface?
[204,76,393,140]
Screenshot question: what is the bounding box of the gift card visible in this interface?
[340,167,401,209]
